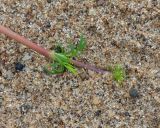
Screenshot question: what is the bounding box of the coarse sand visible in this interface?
[0,0,160,127]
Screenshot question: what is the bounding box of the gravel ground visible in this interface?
[0,0,160,128]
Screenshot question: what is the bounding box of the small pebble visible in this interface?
[0,84,4,92]
[95,110,102,117]
[96,0,106,6]
[20,104,31,114]
[89,8,97,16]
[15,62,25,71]
[45,21,51,28]
[72,57,76,60]
[47,0,52,3]
[124,111,131,117]
[79,72,89,81]
[129,88,138,98]
[0,96,3,107]
[22,53,32,61]
[92,96,101,105]
[155,71,160,78]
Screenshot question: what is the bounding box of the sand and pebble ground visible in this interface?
[0,0,160,128]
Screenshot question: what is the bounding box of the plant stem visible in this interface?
[0,25,50,58]
[71,60,106,73]
[0,25,107,74]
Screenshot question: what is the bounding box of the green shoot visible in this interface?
[45,34,86,75]
[54,52,77,74]
[112,65,125,85]
[107,64,125,85]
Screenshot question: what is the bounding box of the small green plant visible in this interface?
[107,64,125,85]
[44,34,86,74]
[1,24,126,84]
[112,65,125,85]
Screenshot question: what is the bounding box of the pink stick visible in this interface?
[71,60,106,73]
[0,25,50,58]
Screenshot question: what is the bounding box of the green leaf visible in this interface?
[64,63,77,74]
[112,65,125,85]
[54,52,77,74]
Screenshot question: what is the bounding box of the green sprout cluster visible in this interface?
[111,65,126,85]
[44,34,86,75]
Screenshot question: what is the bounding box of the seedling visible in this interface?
[45,35,86,75]
[46,35,86,74]
[0,25,125,84]
[107,64,126,85]
[0,25,106,74]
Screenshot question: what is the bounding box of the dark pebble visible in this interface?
[72,57,76,60]
[95,110,101,117]
[15,62,25,71]
[129,88,138,98]
[45,21,51,28]
[47,0,52,3]
[20,104,31,114]
[124,111,131,117]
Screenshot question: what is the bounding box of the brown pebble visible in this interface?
[92,96,101,105]
[79,72,89,81]
[96,0,106,6]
